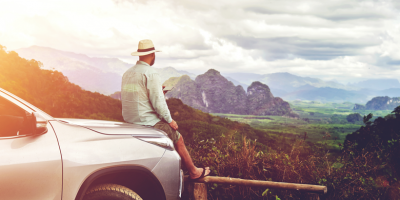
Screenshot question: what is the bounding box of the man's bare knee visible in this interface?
[175,135,184,146]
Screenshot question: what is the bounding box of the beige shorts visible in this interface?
[153,121,181,144]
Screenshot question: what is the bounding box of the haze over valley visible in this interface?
[15,46,400,105]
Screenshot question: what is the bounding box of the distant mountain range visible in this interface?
[222,72,400,103]
[15,46,195,95]
[222,72,352,92]
[15,46,400,103]
[348,79,400,91]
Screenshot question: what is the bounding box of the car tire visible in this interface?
[84,183,143,200]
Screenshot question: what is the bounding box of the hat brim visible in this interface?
[131,49,161,56]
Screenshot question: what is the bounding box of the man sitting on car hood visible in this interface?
[121,39,210,180]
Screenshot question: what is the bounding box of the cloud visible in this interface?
[1,0,400,82]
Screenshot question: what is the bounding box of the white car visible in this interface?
[0,88,183,200]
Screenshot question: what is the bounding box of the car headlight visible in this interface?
[134,135,175,151]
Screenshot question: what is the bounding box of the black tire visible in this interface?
[84,183,143,200]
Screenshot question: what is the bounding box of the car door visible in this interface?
[0,93,62,200]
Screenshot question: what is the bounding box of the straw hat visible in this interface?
[131,39,161,56]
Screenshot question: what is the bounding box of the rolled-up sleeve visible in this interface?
[146,72,173,123]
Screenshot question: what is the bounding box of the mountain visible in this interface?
[165,69,298,117]
[375,88,400,97]
[259,72,351,92]
[15,46,195,95]
[281,87,369,103]
[365,96,400,110]
[223,72,353,92]
[16,46,128,95]
[348,79,400,91]
[223,72,400,103]
[154,66,197,84]
[221,73,263,86]
[16,45,132,75]
[247,82,294,116]
[353,104,366,110]
[225,76,248,90]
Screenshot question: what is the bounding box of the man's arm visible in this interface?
[146,73,173,124]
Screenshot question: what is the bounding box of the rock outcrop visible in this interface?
[247,81,292,116]
[366,96,400,110]
[165,69,297,117]
[353,104,366,110]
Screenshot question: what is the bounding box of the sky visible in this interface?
[1,0,400,83]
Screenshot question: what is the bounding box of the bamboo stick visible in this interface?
[184,176,327,194]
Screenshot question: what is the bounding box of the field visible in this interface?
[212,100,393,151]
[289,100,393,118]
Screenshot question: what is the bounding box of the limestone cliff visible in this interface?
[165,69,297,117]
[366,96,400,110]
[247,81,293,116]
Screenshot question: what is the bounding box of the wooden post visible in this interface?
[185,176,327,194]
[307,193,321,200]
[187,182,207,200]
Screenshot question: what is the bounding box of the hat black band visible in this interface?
[137,47,155,52]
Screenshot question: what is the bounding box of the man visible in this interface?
[121,39,210,179]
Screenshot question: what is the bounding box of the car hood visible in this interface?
[55,118,166,137]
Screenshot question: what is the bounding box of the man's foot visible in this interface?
[189,167,210,180]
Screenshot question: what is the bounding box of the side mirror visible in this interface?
[32,112,48,135]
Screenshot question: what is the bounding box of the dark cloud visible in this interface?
[244,1,394,21]
[225,35,380,60]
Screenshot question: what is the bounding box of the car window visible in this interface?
[0,96,33,137]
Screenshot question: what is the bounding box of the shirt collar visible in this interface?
[137,60,150,66]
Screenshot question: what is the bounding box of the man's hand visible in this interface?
[169,120,178,130]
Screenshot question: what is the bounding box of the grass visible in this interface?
[290,100,393,118]
[212,100,393,151]
[213,113,360,150]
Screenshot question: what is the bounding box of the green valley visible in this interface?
[213,100,394,151]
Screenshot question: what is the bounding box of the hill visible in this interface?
[366,96,400,110]
[282,87,368,103]
[165,69,298,117]
[223,72,400,103]
[0,45,123,121]
[348,79,400,91]
[16,45,128,95]
[223,72,353,92]
[15,45,196,95]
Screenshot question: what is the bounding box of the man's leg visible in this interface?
[174,135,210,179]
[154,121,210,179]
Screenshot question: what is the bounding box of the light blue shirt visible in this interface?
[121,61,172,126]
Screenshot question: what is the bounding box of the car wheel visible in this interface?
[84,183,143,200]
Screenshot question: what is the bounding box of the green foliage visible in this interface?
[0,45,123,121]
[346,113,363,123]
[215,113,361,151]
[183,134,399,199]
[345,106,400,179]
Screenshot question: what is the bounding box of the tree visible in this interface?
[345,106,400,178]
[346,113,363,123]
